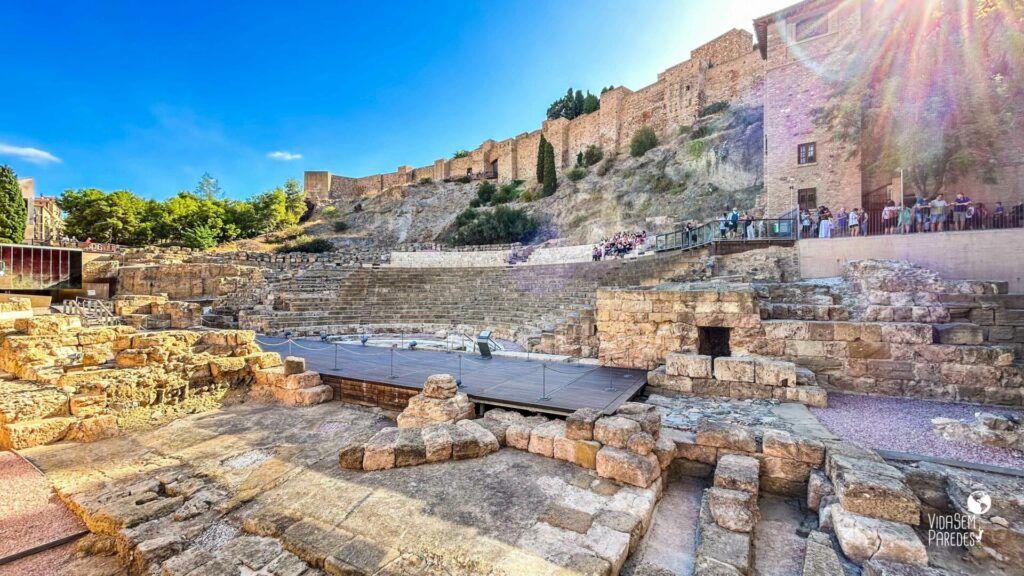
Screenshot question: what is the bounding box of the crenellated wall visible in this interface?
[306,29,765,202]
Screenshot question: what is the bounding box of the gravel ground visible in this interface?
[811,393,1024,469]
[0,451,87,559]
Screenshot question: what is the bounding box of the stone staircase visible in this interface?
[237,249,709,346]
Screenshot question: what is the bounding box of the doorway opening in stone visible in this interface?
[698,327,731,358]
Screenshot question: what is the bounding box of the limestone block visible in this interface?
[473,417,509,447]
[528,420,566,458]
[831,506,928,567]
[362,428,399,471]
[761,429,825,465]
[879,324,933,344]
[595,446,660,488]
[116,349,149,368]
[616,409,661,439]
[696,496,752,574]
[666,353,712,378]
[253,352,282,369]
[760,476,807,497]
[70,394,107,418]
[394,428,427,468]
[274,385,333,406]
[0,417,75,449]
[281,371,321,391]
[833,467,921,525]
[449,424,485,460]
[626,432,655,456]
[566,407,602,441]
[553,435,577,464]
[456,419,500,455]
[422,374,457,399]
[708,487,758,533]
[15,315,82,336]
[506,417,546,450]
[253,367,285,388]
[803,531,846,576]
[862,559,949,576]
[209,356,247,378]
[696,421,757,453]
[399,392,474,426]
[714,455,760,495]
[653,435,675,470]
[594,416,642,449]
[665,429,718,464]
[65,415,119,443]
[932,324,983,345]
[283,356,306,375]
[421,423,454,462]
[574,440,601,469]
[338,442,365,470]
[808,470,835,511]
[754,358,797,387]
[714,356,756,382]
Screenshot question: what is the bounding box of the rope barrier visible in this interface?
[287,340,335,352]
[254,338,291,347]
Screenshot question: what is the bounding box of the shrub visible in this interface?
[521,190,536,202]
[454,207,478,228]
[597,156,615,177]
[476,182,496,204]
[490,181,521,205]
[277,238,335,253]
[322,205,338,217]
[453,150,469,159]
[698,100,730,118]
[181,224,218,250]
[678,125,692,136]
[455,175,471,184]
[583,145,603,167]
[688,140,706,159]
[691,125,711,139]
[567,167,587,181]
[333,220,349,233]
[419,177,433,184]
[447,206,539,246]
[630,127,658,157]
[469,198,482,208]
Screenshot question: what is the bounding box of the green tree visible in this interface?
[447,206,538,246]
[181,223,218,249]
[536,134,548,182]
[453,150,469,159]
[542,141,557,196]
[283,178,307,222]
[582,92,600,114]
[576,151,584,167]
[630,126,659,157]
[195,172,222,200]
[58,188,150,244]
[0,165,27,243]
[583,145,604,167]
[252,188,290,235]
[574,90,585,118]
[812,0,1023,198]
[476,182,496,204]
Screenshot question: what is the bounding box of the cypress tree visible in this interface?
[542,141,557,197]
[574,90,585,119]
[0,165,27,244]
[536,134,547,182]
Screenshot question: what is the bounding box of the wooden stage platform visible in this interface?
[256,338,647,416]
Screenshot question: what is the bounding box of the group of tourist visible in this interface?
[800,194,1021,239]
[592,231,648,261]
[716,208,760,240]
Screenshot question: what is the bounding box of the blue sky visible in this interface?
[1,0,794,200]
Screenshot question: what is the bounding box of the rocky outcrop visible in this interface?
[395,373,474,428]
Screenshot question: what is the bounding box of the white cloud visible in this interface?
[0,143,62,165]
[267,151,303,161]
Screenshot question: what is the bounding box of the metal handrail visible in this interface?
[655,218,796,252]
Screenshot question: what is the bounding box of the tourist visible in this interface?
[685,222,697,246]
[929,194,948,232]
[952,192,972,231]
[592,245,601,262]
[728,207,740,237]
[969,202,988,230]
[740,211,754,239]
[913,193,930,233]
[881,200,898,234]
[834,207,848,237]
[897,202,913,234]
[719,213,729,239]
[800,209,812,238]
[848,208,861,236]
[818,207,834,238]
[994,201,1006,229]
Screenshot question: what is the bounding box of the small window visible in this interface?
[795,14,828,41]
[798,142,817,165]
[798,188,818,210]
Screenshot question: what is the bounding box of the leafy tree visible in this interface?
[600,85,615,95]
[447,206,539,246]
[630,126,659,158]
[195,172,222,200]
[536,134,548,182]
[0,165,27,243]
[812,0,1023,198]
[546,88,600,120]
[583,92,600,114]
[574,90,585,118]
[251,188,290,235]
[58,188,150,244]
[542,140,557,196]
[181,224,218,249]
[283,178,307,222]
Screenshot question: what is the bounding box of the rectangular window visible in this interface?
[798,188,818,210]
[798,142,817,165]
[795,14,829,41]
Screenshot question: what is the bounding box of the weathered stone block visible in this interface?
[666,353,712,378]
[808,469,834,511]
[708,487,758,533]
[832,506,928,567]
[696,421,756,453]
[761,429,825,465]
[338,442,364,470]
[714,454,760,495]
[575,440,601,469]
[594,416,642,449]
[713,356,756,382]
[421,423,453,462]
[422,373,457,399]
[761,456,814,482]
[281,371,321,391]
[362,428,399,471]
[653,435,675,470]
[626,432,655,456]
[833,468,921,526]
[755,358,797,387]
[283,356,306,375]
[528,420,566,458]
[595,446,660,488]
[565,407,601,441]
[394,428,427,468]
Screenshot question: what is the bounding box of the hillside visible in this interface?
[304,103,765,249]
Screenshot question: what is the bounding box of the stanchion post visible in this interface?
[456,354,463,388]
[390,347,395,379]
[334,342,338,370]
[539,363,551,401]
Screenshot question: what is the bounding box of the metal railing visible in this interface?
[65,297,120,326]
[797,204,1024,239]
[655,218,797,252]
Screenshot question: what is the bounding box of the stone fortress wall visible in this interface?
[303,28,765,202]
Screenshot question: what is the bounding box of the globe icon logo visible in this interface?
[967,491,991,515]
